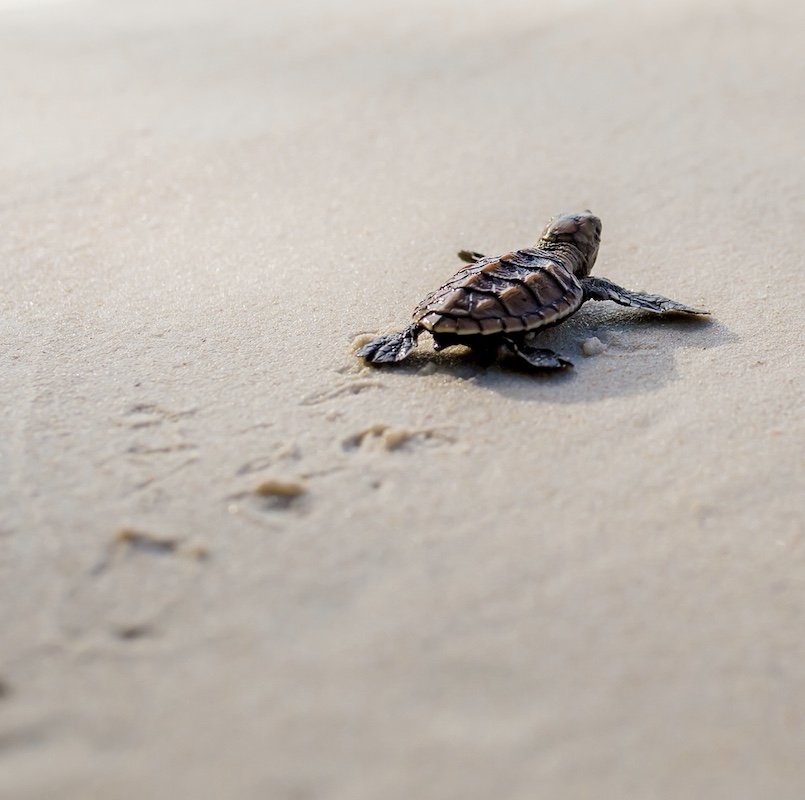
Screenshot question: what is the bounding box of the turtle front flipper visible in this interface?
[505,337,573,369]
[457,250,486,264]
[582,276,709,315]
[357,324,421,364]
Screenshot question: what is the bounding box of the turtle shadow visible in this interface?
[405,305,734,403]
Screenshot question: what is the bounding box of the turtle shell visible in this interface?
[413,248,584,336]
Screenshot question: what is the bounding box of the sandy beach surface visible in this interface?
[2,0,804,797]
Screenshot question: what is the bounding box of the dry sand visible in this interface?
[1,0,804,797]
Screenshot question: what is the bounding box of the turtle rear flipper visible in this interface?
[357,324,420,364]
[505,337,572,369]
[457,250,486,264]
[582,276,709,315]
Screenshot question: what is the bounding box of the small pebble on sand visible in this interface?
[382,428,414,450]
[254,479,306,498]
[581,337,607,357]
[116,528,180,554]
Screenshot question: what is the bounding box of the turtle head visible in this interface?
[538,211,602,276]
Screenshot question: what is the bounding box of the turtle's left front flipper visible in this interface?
[582,276,709,315]
[357,324,420,364]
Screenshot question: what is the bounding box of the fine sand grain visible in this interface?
[1,0,804,797]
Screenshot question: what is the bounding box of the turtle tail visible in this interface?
[357,324,420,364]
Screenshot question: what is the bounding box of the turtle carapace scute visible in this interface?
[357,211,709,369]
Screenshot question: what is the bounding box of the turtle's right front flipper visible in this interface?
[357,324,420,364]
[582,276,709,315]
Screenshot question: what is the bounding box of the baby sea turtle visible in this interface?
[357,211,708,369]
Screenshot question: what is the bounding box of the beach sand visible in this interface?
[1,0,804,797]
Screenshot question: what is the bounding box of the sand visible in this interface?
[1,0,804,797]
